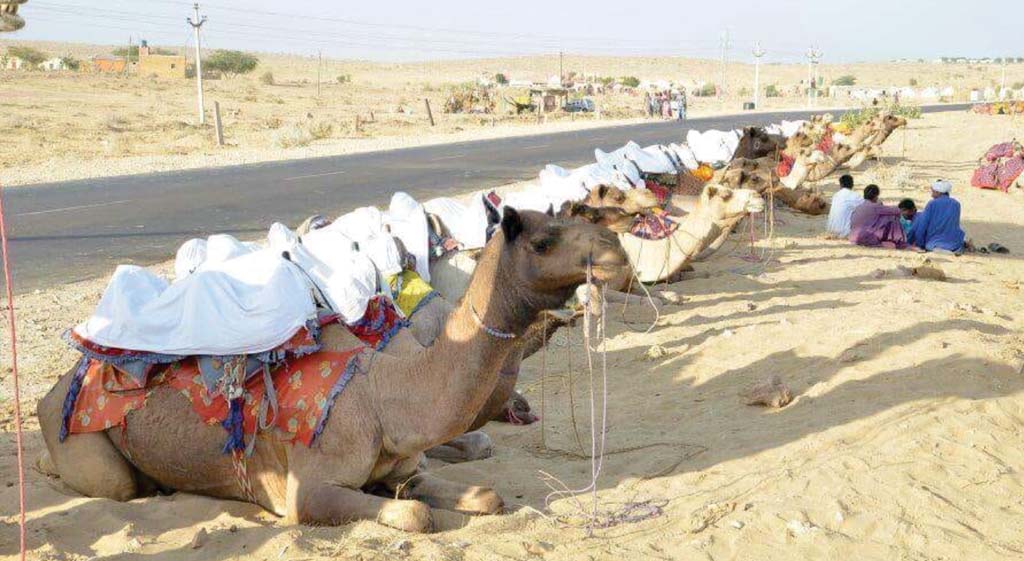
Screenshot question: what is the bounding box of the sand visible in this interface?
[3,110,1024,560]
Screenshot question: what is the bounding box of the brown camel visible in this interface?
[38,209,629,531]
[0,0,26,32]
[582,184,659,215]
[733,126,786,160]
[558,201,635,233]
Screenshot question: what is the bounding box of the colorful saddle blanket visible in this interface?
[971,142,1024,192]
[62,349,362,450]
[630,210,678,240]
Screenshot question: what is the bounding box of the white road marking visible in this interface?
[522,143,551,150]
[283,170,347,181]
[429,153,466,161]
[16,199,133,217]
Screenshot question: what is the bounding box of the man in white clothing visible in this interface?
[826,174,864,238]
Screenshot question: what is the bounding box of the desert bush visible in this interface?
[1013,81,1024,90]
[909,78,918,86]
[337,74,351,84]
[765,84,781,98]
[833,74,856,86]
[60,55,81,71]
[273,124,313,148]
[698,83,717,97]
[259,71,275,85]
[494,72,508,85]
[204,50,259,76]
[619,76,640,88]
[105,114,130,132]
[7,45,46,66]
[307,120,333,140]
[262,116,283,130]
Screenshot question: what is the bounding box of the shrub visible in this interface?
[307,120,333,140]
[60,55,80,71]
[203,50,259,76]
[833,74,856,86]
[7,45,46,66]
[259,71,274,85]
[1013,81,1024,90]
[698,83,717,97]
[494,72,508,85]
[619,76,640,88]
[597,76,615,87]
[765,84,781,98]
[336,74,351,84]
[909,78,918,86]
[273,124,313,148]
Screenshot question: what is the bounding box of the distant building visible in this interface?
[137,40,185,78]
[38,57,67,71]
[92,55,127,73]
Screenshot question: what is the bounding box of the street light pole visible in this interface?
[187,3,207,125]
[752,41,765,109]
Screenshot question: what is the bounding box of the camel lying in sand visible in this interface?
[0,0,26,32]
[39,209,629,531]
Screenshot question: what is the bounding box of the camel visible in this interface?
[733,126,786,160]
[559,201,635,233]
[38,209,629,531]
[0,0,26,32]
[582,184,659,215]
[618,185,764,284]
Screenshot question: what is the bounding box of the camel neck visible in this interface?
[374,238,559,457]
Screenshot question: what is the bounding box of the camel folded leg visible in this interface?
[37,366,140,501]
[400,472,504,515]
[424,431,494,463]
[298,481,433,532]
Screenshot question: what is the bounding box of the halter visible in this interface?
[470,304,516,340]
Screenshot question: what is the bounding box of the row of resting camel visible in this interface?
[37,112,907,532]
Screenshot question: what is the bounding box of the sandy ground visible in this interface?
[2,41,1019,186]
[3,110,1024,560]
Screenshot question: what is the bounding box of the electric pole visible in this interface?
[188,3,207,125]
[317,50,323,98]
[806,46,822,108]
[752,41,765,109]
[719,29,731,99]
[559,50,564,85]
[1001,58,1008,99]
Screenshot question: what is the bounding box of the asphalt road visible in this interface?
[5,104,971,292]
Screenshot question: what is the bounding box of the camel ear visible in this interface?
[705,185,718,198]
[597,185,609,200]
[546,204,555,217]
[501,206,524,243]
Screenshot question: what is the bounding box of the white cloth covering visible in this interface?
[74,251,316,356]
[384,192,431,282]
[323,206,403,278]
[686,129,741,166]
[285,224,379,324]
[174,239,207,281]
[668,143,700,170]
[423,196,490,250]
[826,187,865,238]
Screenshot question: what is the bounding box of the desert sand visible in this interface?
[2,40,1019,186]
[2,110,1024,560]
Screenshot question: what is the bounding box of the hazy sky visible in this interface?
[7,0,1018,63]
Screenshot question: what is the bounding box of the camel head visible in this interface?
[718,158,775,194]
[698,185,765,222]
[881,114,908,131]
[0,0,26,32]
[558,201,635,233]
[584,184,658,215]
[492,207,629,297]
[785,132,815,154]
[734,127,785,160]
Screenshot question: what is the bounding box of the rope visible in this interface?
[0,180,27,561]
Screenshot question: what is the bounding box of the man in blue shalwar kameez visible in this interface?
[908,180,966,253]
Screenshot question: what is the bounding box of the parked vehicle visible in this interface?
[564,98,595,113]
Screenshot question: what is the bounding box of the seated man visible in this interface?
[826,174,863,238]
[908,180,966,253]
[898,199,917,237]
[848,184,908,249]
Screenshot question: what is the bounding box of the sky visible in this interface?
[6,0,1019,64]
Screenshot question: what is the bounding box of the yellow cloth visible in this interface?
[388,270,436,317]
[832,122,853,134]
[693,163,714,182]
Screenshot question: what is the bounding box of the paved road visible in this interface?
[6,104,970,292]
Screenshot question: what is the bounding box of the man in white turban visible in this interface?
[907,180,966,253]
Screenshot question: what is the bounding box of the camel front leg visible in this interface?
[400,472,504,515]
[424,431,494,463]
[294,480,433,532]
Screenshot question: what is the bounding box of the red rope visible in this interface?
[0,182,27,561]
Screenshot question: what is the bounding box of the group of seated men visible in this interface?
[826,174,966,253]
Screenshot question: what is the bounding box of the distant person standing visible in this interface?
[644,91,655,117]
[678,90,687,121]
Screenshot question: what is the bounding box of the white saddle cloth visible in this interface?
[75,250,316,356]
[423,196,490,250]
[686,129,741,165]
[668,143,700,170]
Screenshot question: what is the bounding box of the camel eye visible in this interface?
[531,237,555,254]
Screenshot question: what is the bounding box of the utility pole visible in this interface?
[806,46,822,108]
[317,50,322,98]
[719,29,731,99]
[188,3,207,125]
[1001,58,1008,99]
[752,41,765,109]
[559,50,564,85]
